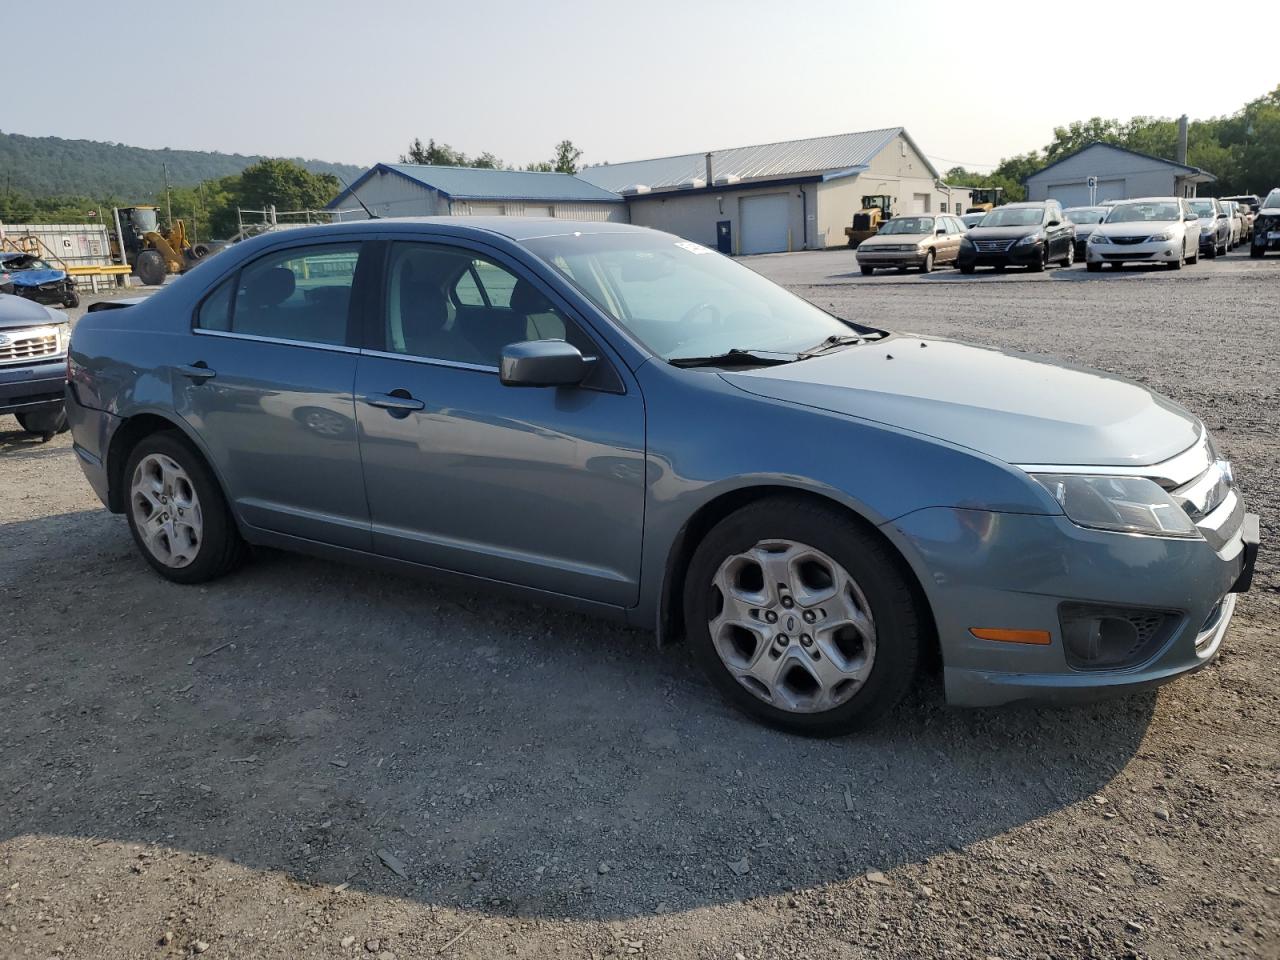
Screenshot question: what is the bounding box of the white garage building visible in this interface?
[1025,142,1216,206]
[576,127,971,254]
[326,163,628,221]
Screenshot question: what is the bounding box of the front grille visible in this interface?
[1110,236,1149,245]
[0,327,60,365]
[973,239,1015,253]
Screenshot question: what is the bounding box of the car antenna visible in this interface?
[335,175,380,220]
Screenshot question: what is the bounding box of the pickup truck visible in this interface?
[0,293,71,440]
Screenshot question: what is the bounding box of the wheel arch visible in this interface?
[105,411,223,515]
[656,484,938,663]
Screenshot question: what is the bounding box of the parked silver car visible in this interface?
[65,219,1259,735]
[1064,206,1108,261]
[854,215,967,274]
[1086,197,1201,270]
[1188,198,1231,259]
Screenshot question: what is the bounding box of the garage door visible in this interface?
[739,194,791,254]
[1046,182,1093,208]
[1095,179,1126,202]
[912,193,931,213]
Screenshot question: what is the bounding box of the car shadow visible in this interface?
[1,508,1157,921]
[0,421,61,453]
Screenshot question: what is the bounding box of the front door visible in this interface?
[174,240,371,549]
[353,240,646,606]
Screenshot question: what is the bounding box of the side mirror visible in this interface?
[935,228,946,235]
[1217,213,1228,219]
[500,340,590,387]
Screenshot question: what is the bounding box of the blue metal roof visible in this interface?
[575,127,933,193]
[328,163,624,209]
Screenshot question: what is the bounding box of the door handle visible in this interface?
[365,391,425,412]
[177,363,216,381]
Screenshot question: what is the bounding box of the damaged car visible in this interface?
[0,253,80,308]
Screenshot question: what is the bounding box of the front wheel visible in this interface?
[62,290,80,308]
[1027,248,1047,272]
[15,407,68,440]
[684,498,923,736]
[123,431,247,584]
[1086,261,1102,273]
[919,249,934,274]
[959,263,976,274]
[1251,245,1265,259]
[860,265,874,276]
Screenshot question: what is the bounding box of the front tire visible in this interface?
[684,498,923,736]
[1251,245,1265,259]
[123,431,246,584]
[134,249,168,287]
[1086,261,1102,272]
[860,265,874,276]
[919,249,934,274]
[959,263,976,275]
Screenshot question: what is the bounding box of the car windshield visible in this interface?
[521,233,856,362]
[878,217,934,235]
[1262,189,1280,209]
[979,207,1044,227]
[1065,208,1105,224]
[1189,200,1216,218]
[1105,201,1182,223]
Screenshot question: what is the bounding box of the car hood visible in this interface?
[0,293,65,329]
[8,267,67,286]
[1071,223,1102,237]
[719,335,1200,467]
[861,232,929,247]
[964,225,1042,241]
[1093,220,1181,237]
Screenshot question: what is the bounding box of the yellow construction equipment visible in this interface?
[113,206,223,286]
[844,194,894,248]
[964,187,1005,214]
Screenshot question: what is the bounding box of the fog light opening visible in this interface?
[1058,603,1178,670]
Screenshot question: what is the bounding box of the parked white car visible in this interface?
[1217,199,1243,249]
[1086,197,1200,271]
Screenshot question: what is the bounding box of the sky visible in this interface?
[8,0,1277,173]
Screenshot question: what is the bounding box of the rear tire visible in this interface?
[1060,243,1075,267]
[683,497,923,737]
[134,249,167,287]
[123,430,247,584]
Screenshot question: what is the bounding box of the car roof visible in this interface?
[1114,196,1181,203]
[271,216,649,244]
[1002,201,1051,208]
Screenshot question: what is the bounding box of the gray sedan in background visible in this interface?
[65,219,1258,735]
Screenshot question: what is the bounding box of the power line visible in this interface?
[927,154,1001,171]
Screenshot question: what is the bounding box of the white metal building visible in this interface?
[576,128,971,254]
[326,163,628,222]
[1025,142,1216,206]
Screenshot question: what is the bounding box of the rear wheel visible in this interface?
[1060,243,1075,267]
[919,249,934,274]
[123,431,246,583]
[684,498,923,736]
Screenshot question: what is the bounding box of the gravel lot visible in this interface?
[2,252,1277,960]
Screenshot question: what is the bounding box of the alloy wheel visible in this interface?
[707,540,877,713]
[130,453,203,568]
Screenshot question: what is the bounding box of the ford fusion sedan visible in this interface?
[65,218,1259,736]
[1064,206,1108,261]
[1086,198,1201,271]
[0,293,70,439]
[1252,197,1280,258]
[855,215,967,274]
[957,201,1076,273]
[1188,198,1231,259]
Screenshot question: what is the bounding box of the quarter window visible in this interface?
[197,243,362,346]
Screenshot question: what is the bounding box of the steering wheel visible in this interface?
[680,301,722,327]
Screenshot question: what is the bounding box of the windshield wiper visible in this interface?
[798,334,865,357]
[668,348,798,368]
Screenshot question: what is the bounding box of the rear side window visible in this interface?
[196,242,362,347]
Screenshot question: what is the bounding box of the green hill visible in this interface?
[0,130,365,199]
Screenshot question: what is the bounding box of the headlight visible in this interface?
[1200,225,1215,235]
[55,324,70,355]
[1089,233,1110,244]
[1147,232,1173,242]
[1016,233,1042,246]
[1032,474,1199,538]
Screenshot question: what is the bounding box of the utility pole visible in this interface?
[163,162,173,228]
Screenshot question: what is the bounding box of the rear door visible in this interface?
[353,239,646,606]
[175,240,371,549]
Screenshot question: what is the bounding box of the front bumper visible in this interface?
[13,280,74,305]
[856,247,928,268]
[888,498,1258,708]
[1087,240,1182,264]
[1254,230,1280,252]
[0,356,67,415]
[957,241,1042,268]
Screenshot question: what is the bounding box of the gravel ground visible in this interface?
[1,253,1277,960]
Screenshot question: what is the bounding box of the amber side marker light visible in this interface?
[969,628,1052,645]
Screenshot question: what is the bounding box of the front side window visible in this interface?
[197,243,362,346]
[522,233,854,361]
[383,242,590,366]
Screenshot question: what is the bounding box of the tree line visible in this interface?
[398,138,584,174]
[946,86,1280,201]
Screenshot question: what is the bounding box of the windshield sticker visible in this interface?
[674,241,712,255]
